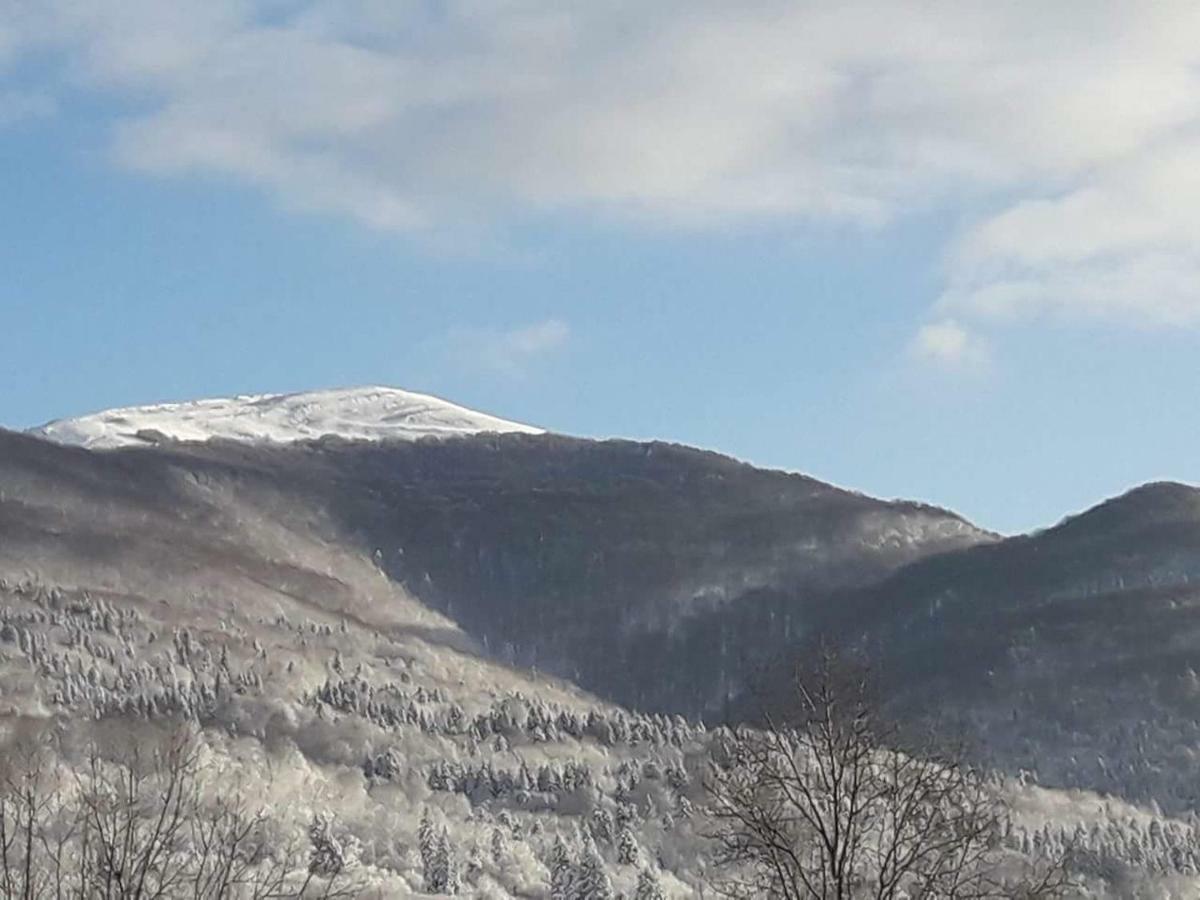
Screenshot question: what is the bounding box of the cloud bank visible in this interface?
[5,1,1200,350]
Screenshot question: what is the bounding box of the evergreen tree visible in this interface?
[423,824,459,894]
[436,827,460,895]
[419,808,438,889]
[633,867,667,900]
[591,807,615,844]
[617,826,640,866]
[549,835,575,900]
[577,839,614,900]
[491,827,508,864]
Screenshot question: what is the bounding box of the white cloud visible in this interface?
[441,319,570,377]
[909,320,989,371]
[6,2,1200,347]
[941,140,1200,328]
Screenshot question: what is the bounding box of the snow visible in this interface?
[29,386,544,449]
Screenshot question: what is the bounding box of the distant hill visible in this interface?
[821,480,1200,810]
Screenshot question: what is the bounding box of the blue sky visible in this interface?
[3,2,1200,534]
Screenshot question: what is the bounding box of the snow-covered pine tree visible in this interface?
[617,826,640,866]
[436,827,460,895]
[549,835,576,900]
[424,825,453,893]
[591,807,615,844]
[577,838,614,900]
[633,867,666,900]
[419,807,438,887]
[491,827,508,864]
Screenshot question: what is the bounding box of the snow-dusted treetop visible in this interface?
[30,386,544,450]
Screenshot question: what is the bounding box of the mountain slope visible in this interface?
[30,386,542,449]
[1,428,1197,896]
[139,431,991,717]
[26,383,1200,813]
[0,428,705,895]
[816,481,1200,809]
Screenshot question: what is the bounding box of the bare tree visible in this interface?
[0,721,359,899]
[704,652,1070,899]
[0,732,56,900]
[185,784,298,900]
[74,728,200,899]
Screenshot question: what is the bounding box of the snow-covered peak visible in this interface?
[30,386,544,450]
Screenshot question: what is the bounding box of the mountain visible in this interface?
[8,388,1200,894]
[13,389,994,719]
[2,425,1187,897]
[29,386,542,449]
[816,480,1200,810]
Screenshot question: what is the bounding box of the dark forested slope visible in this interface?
[118,432,988,715]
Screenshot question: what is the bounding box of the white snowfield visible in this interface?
[30,386,544,450]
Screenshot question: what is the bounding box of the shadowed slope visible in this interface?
[137,432,990,715]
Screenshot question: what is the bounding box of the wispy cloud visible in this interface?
[441,319,570,378]
[940,141,1200,329]
[6,2,1200,354]
[909,319,990,372]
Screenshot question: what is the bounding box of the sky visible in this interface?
[2,1,1200,535]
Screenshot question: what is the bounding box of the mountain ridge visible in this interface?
[1044,480,1200,538]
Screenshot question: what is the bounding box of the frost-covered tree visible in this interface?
[591,806,615,844]
[634,867,667,900]
[549,835,576,900]
[419,821,460,895]
[307,812,358,882]
[434,827,460,895]
[420,807,439,888]
[490,827,508,864]
[617,826,640,866]
[577,838,614,900]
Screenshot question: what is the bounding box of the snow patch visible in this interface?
[29,386,544,450]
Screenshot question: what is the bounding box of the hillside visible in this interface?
[6,415,1200,895]
[0,430,700,895]
[0,427,1073,898]
[118,431,990,717]
[819,481,1200,810]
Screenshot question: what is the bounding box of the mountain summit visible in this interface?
[28,385,543,449]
